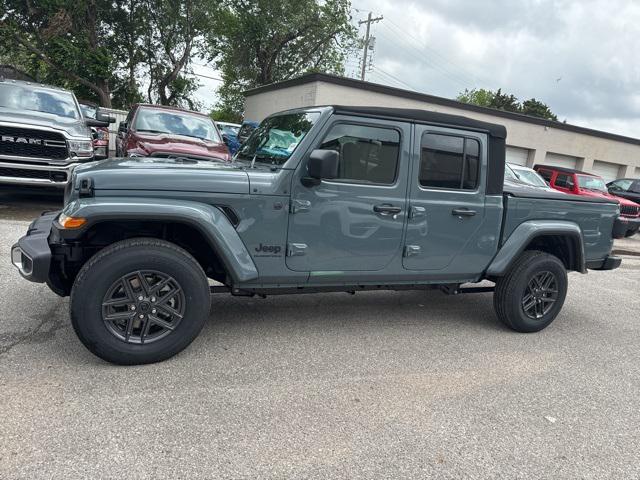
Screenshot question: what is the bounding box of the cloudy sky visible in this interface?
[195,0,640,139]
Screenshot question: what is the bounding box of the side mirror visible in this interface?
[222,134,229,146]
[118,121,128,133]
[305,149,339,185]
[96,110,116,124]
[85,118,110,128]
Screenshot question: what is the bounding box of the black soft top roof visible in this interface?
[533,164,593,176]
[331,105,507,139]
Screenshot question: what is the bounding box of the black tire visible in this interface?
[493,250,568,333]
[624,228,637,238]
[70,238,211,365]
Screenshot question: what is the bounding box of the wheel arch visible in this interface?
[486,220,585,277]
[53,198,258,289]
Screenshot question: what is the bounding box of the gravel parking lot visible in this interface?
[1,196,639,479]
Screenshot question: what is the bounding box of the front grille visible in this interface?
[621,205,639,217]
[0,166,67,182]
[0,125,68,160]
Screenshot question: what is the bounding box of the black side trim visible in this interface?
[487,136,505,195]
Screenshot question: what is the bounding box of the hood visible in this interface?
[133,132,230,161]
[576,188,626,204]
[608,193,640,207]
[0,106,91,138]
[74,156,249,194]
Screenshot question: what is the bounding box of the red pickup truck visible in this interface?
[534,165,640,237]
[115,104,230,162]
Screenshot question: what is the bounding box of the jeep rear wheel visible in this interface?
[71,238,211,365]
[493,250,568,333]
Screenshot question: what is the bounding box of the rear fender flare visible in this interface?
[486,220,585,276]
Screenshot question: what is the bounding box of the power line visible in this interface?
[371,66,420,92]
[383,17,480,87]
[186,71,223,82]
[375,23,469,90]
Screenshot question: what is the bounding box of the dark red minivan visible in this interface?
[115,104,230,162]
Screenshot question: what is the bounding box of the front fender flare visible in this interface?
[60,197,259,283]
[486,220,585,276]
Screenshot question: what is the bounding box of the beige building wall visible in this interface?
[244,83,318,123]
[245,80,640,178]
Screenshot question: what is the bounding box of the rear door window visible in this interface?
[419,133,480,190]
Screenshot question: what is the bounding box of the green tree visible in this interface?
[520,98,558,121]
[0,0,119,107]
[456,88,558,121]
[141,0,216,108]
[210,106,243,124]
[208,0,357,115]
[456,88,494,108]
[0,0,217,109]
[490,88,520,113]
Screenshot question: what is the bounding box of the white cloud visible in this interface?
[350,0,640,138]
[194,0,640,138]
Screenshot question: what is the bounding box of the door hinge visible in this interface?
[408,206,426,219]
[290,199,311,214]
[287,243,308,257]
[404,245,421,257]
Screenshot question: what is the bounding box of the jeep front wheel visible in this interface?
[70,238,211,365]
[493,250,568,333]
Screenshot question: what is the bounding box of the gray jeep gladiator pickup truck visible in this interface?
[0,78,113,187]
[11,106,622,365]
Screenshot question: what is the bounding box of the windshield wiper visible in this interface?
[180,133,212,141]
[137,129,166,134]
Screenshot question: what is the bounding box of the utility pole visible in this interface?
[359,12,383,81]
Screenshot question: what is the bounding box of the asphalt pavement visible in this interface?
[1,197,639,479]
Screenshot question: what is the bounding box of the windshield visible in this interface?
[514,168,548,187]
[236,112,320,166]
[217,124,240,136]
[0,83,79,119]
[504,164,519,182]
[578,175,607,192]
[134,107,221,142]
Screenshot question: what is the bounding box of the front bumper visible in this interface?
[0,160,78,188]
[11,211,59,283]
[613,216,640,239]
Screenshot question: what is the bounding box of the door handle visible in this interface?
[451,208,477,217]
[373,204,402,215]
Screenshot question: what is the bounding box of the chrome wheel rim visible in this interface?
[101,270,185,344]
[521,271,558,320]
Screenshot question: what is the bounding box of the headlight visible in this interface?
[67,139,94,157]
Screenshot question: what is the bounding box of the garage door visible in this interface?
[506,146,530,166]
[591,161,622,183]
[544,152,578,169]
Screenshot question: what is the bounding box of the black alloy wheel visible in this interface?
[521,271,558,320]
[102,270,186,344]
[494,250,568,333]
[71,238,211,365]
